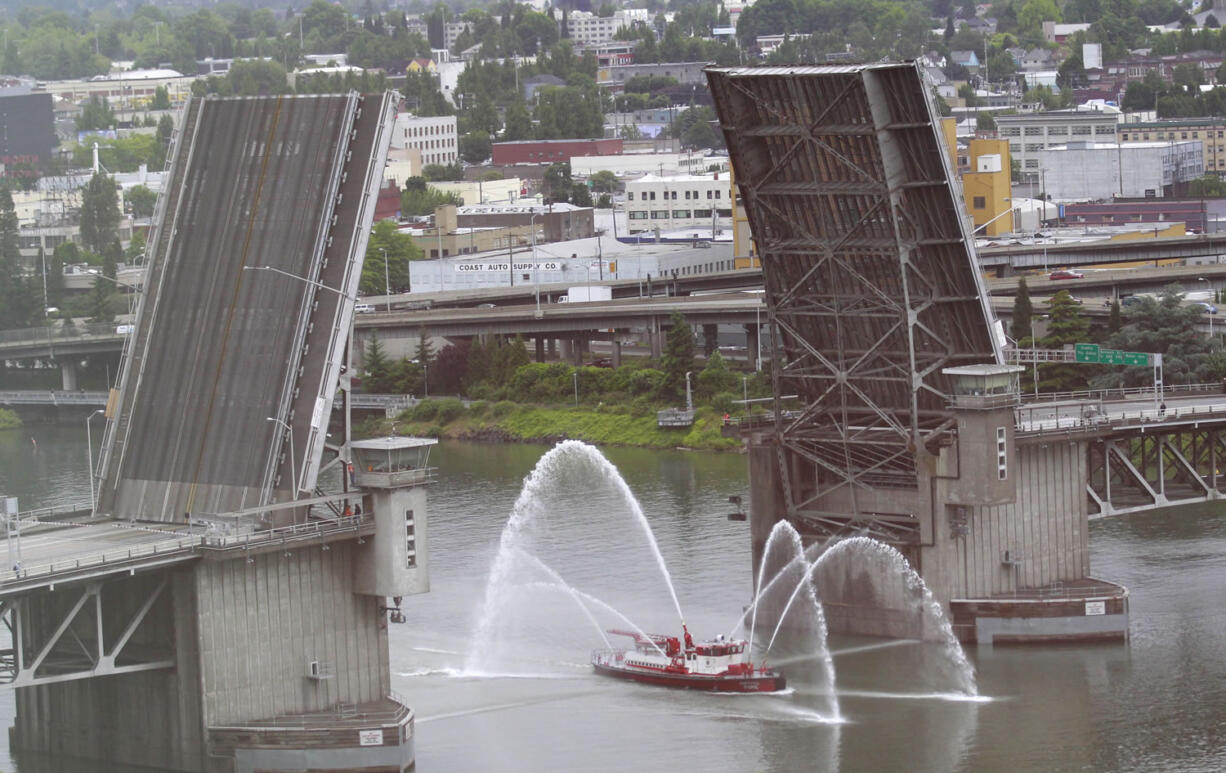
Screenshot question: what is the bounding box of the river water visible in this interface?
[1,420,1225,773]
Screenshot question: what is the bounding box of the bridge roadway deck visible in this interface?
[96,93,393,523]
[0,502,374,600]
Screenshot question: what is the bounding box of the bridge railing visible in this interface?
[1020,382,1221,405]
[0,323,124,347]
[1018,399,1226,434]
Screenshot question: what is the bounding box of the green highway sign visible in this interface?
[1075,343,1099,363]
[1074,343,1150,366]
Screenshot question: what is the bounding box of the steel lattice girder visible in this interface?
[708,64,1001,511]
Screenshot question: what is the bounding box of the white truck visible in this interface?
[562,285,612,303]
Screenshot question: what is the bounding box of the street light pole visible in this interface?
[380,247,390,310]
[266,416,297,495]
[86,409,104,514]
[1201,277,1214,338]
[573,370,579,406]
[531,213,541,316]
[242,265,355,302]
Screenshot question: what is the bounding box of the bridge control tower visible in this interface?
[1,91,431,772]
[710,63,1129,645]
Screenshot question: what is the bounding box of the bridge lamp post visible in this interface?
[531,213,541,317]
[266,416,297,495]
[85,409,104,514]
[380,248,390,311]
[1200,277,1214,338]
[241,265,355,303]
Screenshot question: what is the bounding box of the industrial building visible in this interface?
[996,108,1122,185]
[623,173,733,234]
[491,138,623,166]
[1119,117,1226,178]
[391,113,458,168]
[1038,140,1202,201]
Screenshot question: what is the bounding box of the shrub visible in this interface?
[434,398,466,424]
[467,400,490,417]
[411,400,439,421]
[424,424,444,438]
[492,400,517,418]
[627,368,664,396]
[709,391,736,415]
[629,395,656,417]
[0,408,21,430]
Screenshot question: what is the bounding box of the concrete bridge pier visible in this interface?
[535,337,545,363]
[702,324,717,356]
[58,359,78,391]
[611,340,622,368]
[744,324,760,367]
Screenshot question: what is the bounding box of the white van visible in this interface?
[354,303,375,314]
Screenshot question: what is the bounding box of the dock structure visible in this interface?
[709,63,1129,645]
[0,91,431,773]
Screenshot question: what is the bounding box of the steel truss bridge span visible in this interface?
[709,63,1000,508]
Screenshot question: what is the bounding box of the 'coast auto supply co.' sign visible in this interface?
[456,261,560,272]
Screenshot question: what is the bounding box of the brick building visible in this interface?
[491,138,623,165]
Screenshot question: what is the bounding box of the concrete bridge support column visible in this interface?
[559,339,574,363]
[60,359,79,391]
[547,338,556,360]
[612,341,622,368]
[649,318,662,360]
[535,337,545,363]
[745,324,761,370]
[702,324,718,356]
[575,338,587,365]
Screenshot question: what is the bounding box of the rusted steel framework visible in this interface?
[1087,429,1225,516]
[708,64,1000,521]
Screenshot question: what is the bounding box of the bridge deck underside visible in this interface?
[100,94,389,523]
[709,65,998,500]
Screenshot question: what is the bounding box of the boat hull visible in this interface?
[592,661,785,693]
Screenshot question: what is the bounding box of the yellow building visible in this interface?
[730,167,760,269]
[963,138,1013,238]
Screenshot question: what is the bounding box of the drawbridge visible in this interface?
[96,93,395,523]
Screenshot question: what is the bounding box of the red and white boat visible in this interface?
[591,625,786,693]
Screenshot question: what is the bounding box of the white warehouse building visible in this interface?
[624,173,733,235]
[391,113,458,168]
[1038,140,1203,201]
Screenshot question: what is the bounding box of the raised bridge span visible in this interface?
[1,93,425,773]
[709,63,1142,645]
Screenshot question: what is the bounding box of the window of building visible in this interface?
[1024,126,1042,136]
[649,191,656,200]
[1048,126,1068,135]
[673,210,690,218]
[714,190,721,199]
[996,427,1007,480]
[1072,126,1091,135]
[627,192,634,201]
[1121,133,1130,141]
[1025,159,1039,168]
[628,211,648,219]
[694,208,712,218]
[1025,143,1043,152]
[1096,125,1116,134]
[716,208,732,217]
[651,210,668,218]
[972,196,986,209]
[1000,126,1021,137]
[1182,132,1188,139]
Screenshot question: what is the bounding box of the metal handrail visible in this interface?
[1017,400,1226,436]
[211,694,412,729]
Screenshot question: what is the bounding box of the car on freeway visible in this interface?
[1192,301,1219,314]
[1049,269,1085,280]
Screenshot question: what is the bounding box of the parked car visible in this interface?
[1049,269,1085,280]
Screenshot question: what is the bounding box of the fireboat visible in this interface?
[591,625,786,693]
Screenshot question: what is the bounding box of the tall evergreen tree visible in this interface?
[362,332,393,392]
[659,310,695,401]
[80,173,120,254]
[0,187,36,329]
[1038,290,1092,393]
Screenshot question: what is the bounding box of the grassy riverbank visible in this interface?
[0,408,21,430]
[358,399,744,452]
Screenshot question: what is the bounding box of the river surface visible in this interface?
[1,420,1225,773]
